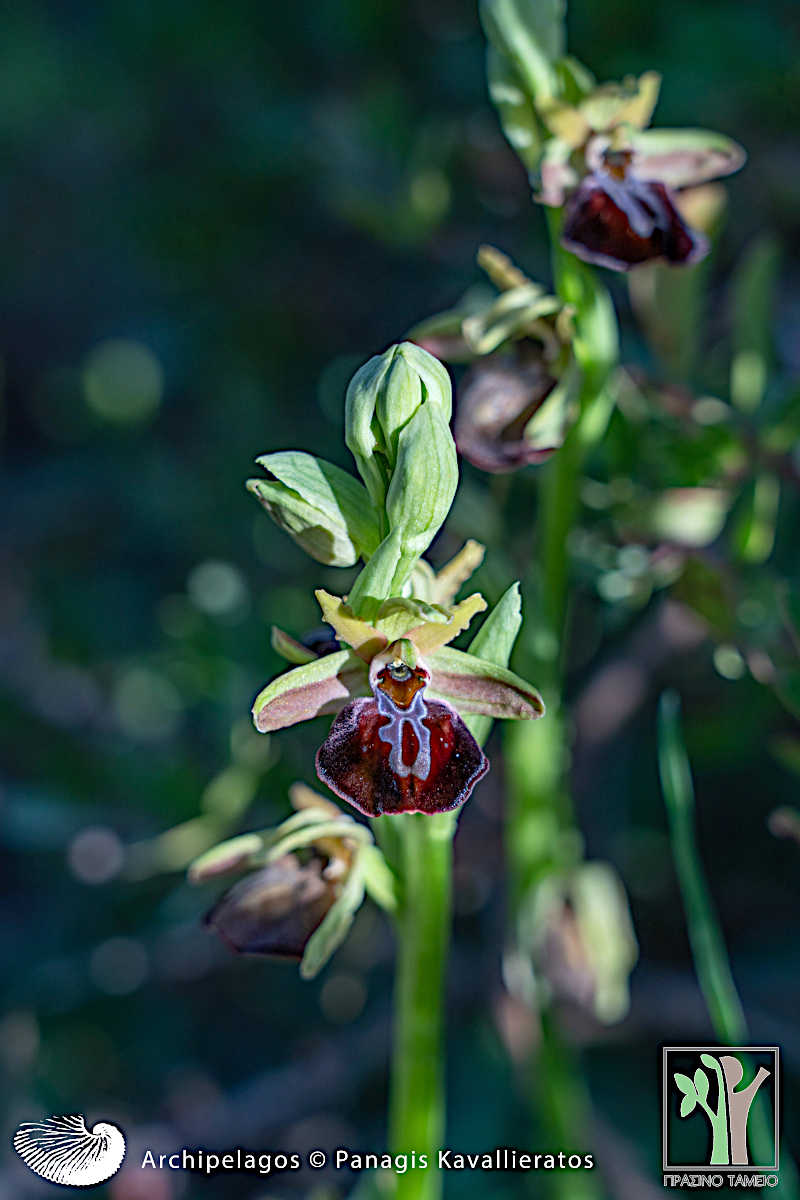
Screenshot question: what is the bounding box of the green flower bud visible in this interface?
[385,400,458,565]
[247,451,381,567]
[345,341,452,510]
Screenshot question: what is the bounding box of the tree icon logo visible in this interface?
[662,1046,780,1173]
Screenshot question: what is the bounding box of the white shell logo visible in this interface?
[13,1114,126,1187]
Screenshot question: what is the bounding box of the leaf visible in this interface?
[674,1071,695,1097]
[700,1052,720,1071]
[247,476,362,567]
[694,1067,710,1102]
[730,472,779,564]
[680,1092,698,1118]
[730,234,780,413]
[252,650,369,733]
[300,864,366,979]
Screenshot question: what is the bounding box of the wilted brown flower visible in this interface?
[205,853,340,959]
[454,357,561,473]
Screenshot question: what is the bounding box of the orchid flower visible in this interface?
[252,585,544,817]
[481,2,746,272]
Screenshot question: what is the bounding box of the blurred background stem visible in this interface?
[659,692,799,1198]
[387,812,454,1200]
[504,219,619,1197]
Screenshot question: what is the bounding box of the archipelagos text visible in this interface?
[141,1148,594,1177]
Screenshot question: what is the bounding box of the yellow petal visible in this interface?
[431,540,486,605]
[315,589,387,661]
[410,592,488,655]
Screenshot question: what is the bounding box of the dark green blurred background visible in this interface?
[2,2,799,1197]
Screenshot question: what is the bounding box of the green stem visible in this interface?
[388,812,454,1200]
[658,692,799,1196]
[504,218,619,1199]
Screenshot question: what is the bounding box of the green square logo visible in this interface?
[662,1046,780,1172]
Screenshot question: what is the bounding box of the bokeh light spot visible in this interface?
[713,644,746,680]
[83,339,163,425]
[68,826,125,885]
[90,938,149,995]
[114,667,183,741]
[319,972,367,1024]
[187,560,248,617]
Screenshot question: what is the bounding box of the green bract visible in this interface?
[247,451,381,567]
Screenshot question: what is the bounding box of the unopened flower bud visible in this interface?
[345,341,453,510]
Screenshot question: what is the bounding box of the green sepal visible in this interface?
[188,833,265,883]
[300,859,366,979]
[252,649,369,733]
[629,127,746,188]
[523,356,582,454]
[264,819,372,863]
[360,844,399,912]
[463,583,523,744]
[426,645,544,720]
[462,284,562,355]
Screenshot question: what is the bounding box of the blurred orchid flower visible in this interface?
[539,103,745,271]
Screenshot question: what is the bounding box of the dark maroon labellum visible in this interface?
[561,169,708,272]
[316,663,489,817]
